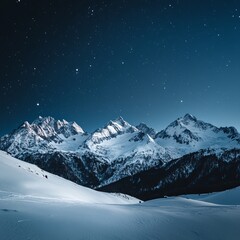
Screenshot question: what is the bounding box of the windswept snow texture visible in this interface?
[1,151,240,240]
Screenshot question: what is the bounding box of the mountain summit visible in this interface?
[154,114,239,158]
[0,116,85,156]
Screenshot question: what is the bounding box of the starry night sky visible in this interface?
[1,0,240,135]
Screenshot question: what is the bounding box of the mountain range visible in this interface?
[1,114,240,199]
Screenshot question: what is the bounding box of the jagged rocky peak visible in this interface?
[71,121,85,133]
[33,116,64,128]
[31,116,84,137]
[32,116,60,130]
[168,113,215,130]
[183,113,197,121]
[180,113,197,124]
[9,116,84,143]
[113,116,129,126]
[88,117,138,144]
[103,116,137,132]
[107,116,137,132]
[156,114,207,144]
[136,123,156,138]
[161,113,198,130]
[21,121,31,129]
[33,116,54,124]
[173,113,197,126]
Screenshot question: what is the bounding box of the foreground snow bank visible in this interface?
[1,150,240,240]
[1,193,240,240]
[195,187,240,205]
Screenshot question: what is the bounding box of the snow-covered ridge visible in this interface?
[86,116,138,145]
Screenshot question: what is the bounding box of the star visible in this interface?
[180,100,183,103]
[36,103,40,106]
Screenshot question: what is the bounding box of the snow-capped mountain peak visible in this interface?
[0,116,85,156]
[113,116,129,127]
[179,114,215,130]
[31,116,84,138]
[87,117,138,145]
[182,113,197,122]
[107,116,138,132]
[156,114,204,144]
[22,120,30,127]
[155,114,240,159]
[156,113,217,142]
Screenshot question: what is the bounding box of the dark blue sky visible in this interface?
[1,0,240,135]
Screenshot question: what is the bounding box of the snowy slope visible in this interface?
[1,151,240,240]
[0,151,138,204]
[186,186,240,205]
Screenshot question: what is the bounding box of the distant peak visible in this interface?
[115,116,125,122]
[32,116,55,125]
[71,122,84,134]
[21,121,30,128]
[113,116,129,126]
[182,113,197,121]
[165,114,199,130]
[62,119,69,124]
